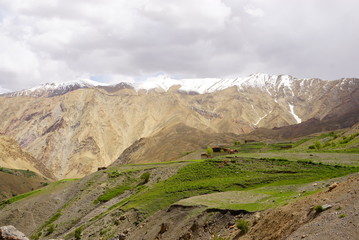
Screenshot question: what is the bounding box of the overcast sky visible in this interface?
[0,0,359,92]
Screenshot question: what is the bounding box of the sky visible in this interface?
[0,0,359,92]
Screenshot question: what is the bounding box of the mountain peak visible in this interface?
[2,73,347,98]
[5,79,107,97]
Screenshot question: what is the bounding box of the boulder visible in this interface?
[328,182,338,192]
[0,225,29,240]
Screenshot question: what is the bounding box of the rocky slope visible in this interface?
[0,74,358,178]
[0,134,53,179]
[248,107,359,140]
[239,174,359,240]
[0,153,358,240]
[113,123,240,165]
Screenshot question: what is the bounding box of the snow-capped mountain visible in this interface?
[133,73,299,94]
[4,73,359,98]
[1,73,303,97]
[3,79,108,97]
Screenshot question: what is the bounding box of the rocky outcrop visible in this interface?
[0,225,28,240]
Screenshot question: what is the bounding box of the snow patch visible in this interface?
[254,114,266,126]
[254,109,273,126]
[136,75,181,92]
[278,75,292,88]
[288,103,301,123]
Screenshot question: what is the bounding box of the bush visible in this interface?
[45,224,54,236]
[74,226,83,240]
[30,232,42,240]
[139,172,150,185]
[206,146,213,156]
[328,132,338,138]
[95,185,131,203]
[313,205,324,213]
[339,133,359,144]
[108,170,121,178]
[236,219,250,234]
[314,141,322,151]
[234,141,241,145]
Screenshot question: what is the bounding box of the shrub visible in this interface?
[95,185,131,203]
[41,182,49,187]
[74,226,83,240]
[234,141,241,145]
[338,214,346,218]
[313,205,324,213]
[314,141,322,151]
[139,172,150,185]
[236,219,250,234]
[339,133,359,144]
[45,224,54,236]
[30,232,42,240]
[206,146,213,156]
[328,132,338,138]
[108,170,120,178]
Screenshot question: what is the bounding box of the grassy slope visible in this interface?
[0,178,78,210]
[1,128,358,239]
[117,158,358,216]
[49,157,358,239]
[233,134,359,154]
[0,167,49,201]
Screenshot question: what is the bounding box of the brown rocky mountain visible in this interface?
[0,74,358,179]
[0,135,54,179]
[0,134,52,200]
[113,123,240,165]
[248,107,359,140]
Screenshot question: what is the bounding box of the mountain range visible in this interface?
[0,73,358,179]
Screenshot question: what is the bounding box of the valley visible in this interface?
[0,74,358,239]
[1,1,358,239]
[0,129,358,239]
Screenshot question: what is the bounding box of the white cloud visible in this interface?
[0,85,10,94]
[244,6,264,17]
[0,0,358,91]
[144,0,231,30]
[0,34,40,87]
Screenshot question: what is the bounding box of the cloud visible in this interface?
[244,6,264,17]
[0,0,358,91]
[0,85,10,94]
